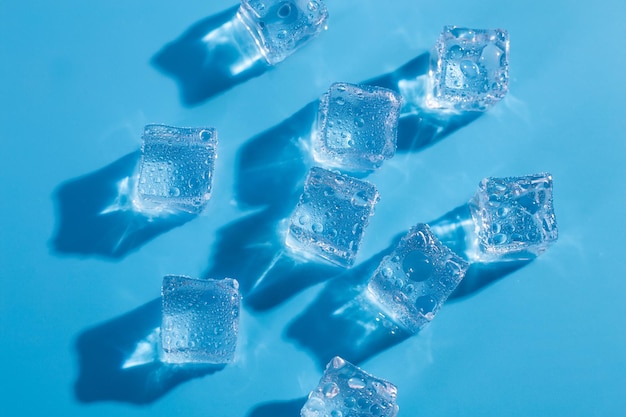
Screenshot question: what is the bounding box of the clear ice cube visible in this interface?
[135,124,217,214]
[286,167,379,267]
[301,356,399,417]
[428,26,509,111]
[367,224,469,334]
[161,275,241,364]
[313,82,402,172]
[237,0,328,65]
[469,173,558,260]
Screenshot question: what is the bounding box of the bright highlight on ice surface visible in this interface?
[237,0,328,65]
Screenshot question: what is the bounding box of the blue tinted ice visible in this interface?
[367,224,469,334]
[286,167,379,267]
[301,356,399,417]
[237,0,328,65]
[161,275,241,364]
[135,124,217,214]
[428,26,509,111]
[313,82,402,172]
[469,173,558,260]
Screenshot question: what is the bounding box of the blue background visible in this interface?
[1,0,625,416]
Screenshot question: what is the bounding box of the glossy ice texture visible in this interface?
[301,356,399,417]
[161,276,241,364]
[469,173,558,259]
[237,0,328,65]
[286,167,379,267]
[429,26,509,111]
[313,82,402,172]
[367,224,469,333]
[136,124,217,214]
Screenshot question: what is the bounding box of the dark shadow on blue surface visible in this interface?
[363,53,483,152]
[74,299,224,405]
[285,239,413,369]
[428,204,532,301]
[235,102,317,209]
[51,151,195,260]
[152,6,269,106]
[203,202,344,312]
[246,397,307,417]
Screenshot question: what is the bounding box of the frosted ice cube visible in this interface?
[469,173,558,260]
[161,275,241,364]
[428,26,509,111]
[301,356,399,417]
[237,0,328,65]
[286,167,379,267]
[136,124,217,214]
[313,82,402,172]
[367,224,469,333]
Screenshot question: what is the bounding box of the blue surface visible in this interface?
[1,0,626,416]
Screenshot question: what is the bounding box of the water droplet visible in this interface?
[354,117,365,128]
[492,233,507,245]
[370,404,384,416]
[277,3,291,18]
[312,222,324,233]
[497,206,509,217]
[448,44,463,59]
[330,411,343,417]
[323,382,340,398]
[348,378,366,389]
[381,267,393,278]
[308,1,319,11]
[344,396,356,408]
[415,295,437,315]
[169,187,180,197]
[402,251,433,282]
[298,214,310,225]
[335,96,346,105]
[460,60,479,78]
[199,129,212,141]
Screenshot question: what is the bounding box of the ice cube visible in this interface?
[161,275,241,364]
[135,124,217,214]
[428,26,509,111]
[237,0,328,65]
[367,224,469,333]
[301,356,399,417]
[286,167,379,267]
[312,82,402,172]
[469,173,558,260]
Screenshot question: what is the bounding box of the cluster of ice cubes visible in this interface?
[121,17,560,412]
[237,0,329,65]
[134,124,218,215]
[301,356,399,417]
[428,26,510,111]
[161,275,241,364]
